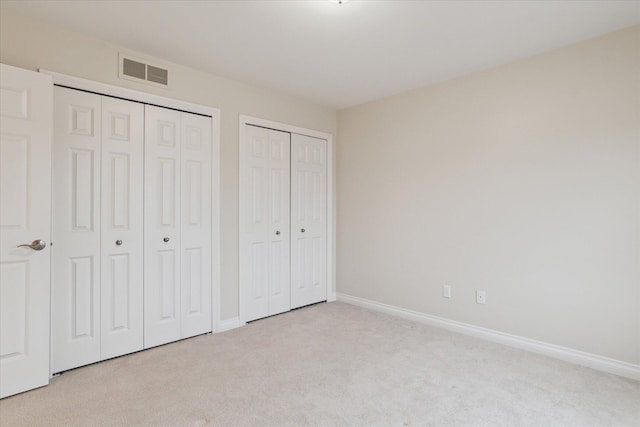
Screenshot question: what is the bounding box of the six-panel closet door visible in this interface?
[100,97,144,360]
[290,134,327,309]
[241,125,291,322]
[51,88,101,372]
[51,87,144,373]
[180,113,212,339]
[144,105,212,349]
[144,106,181,348]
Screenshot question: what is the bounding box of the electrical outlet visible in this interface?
[443,285,451,298]
[476,290,486,304]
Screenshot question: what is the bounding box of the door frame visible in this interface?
[238,115,336,324]
[40,69,222,335]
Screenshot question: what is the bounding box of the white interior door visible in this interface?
[290,133,327,309]
[100,96,144,359]
[180,112,212,338]
[240,125,290,322]
[268,129,292,317]
[51,87,102,373]
[0,64,52,398]
[144,105,182,348]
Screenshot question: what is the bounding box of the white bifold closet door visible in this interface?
[290,134,327,309]
[144,105,212,349]
[100,97,144,360]
[51,87,144,373]
[240,125,291,322]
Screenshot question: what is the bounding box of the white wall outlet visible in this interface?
[476,290,486,304]
[443,285,451,298]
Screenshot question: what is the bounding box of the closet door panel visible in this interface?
[267,131,291,316]
[100,97,144,360]
[291,163,308,309]
[51,87,102,373]
[180,113,212,338]
[290,134,327,309]
[308,142,328,304]
[241,126,270,322]
[240,125,291,322]
[144,105,181,348]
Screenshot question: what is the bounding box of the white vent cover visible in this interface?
[119,53,169,88]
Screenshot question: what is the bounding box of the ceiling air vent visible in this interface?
[119,53,169,88]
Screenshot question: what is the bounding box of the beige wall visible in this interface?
[337,26,640,364]
[0,9,337,320]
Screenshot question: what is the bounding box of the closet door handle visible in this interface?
[163,237,170,243]
[115,240,123,246]
[275,231,280,235]
[300,228,306,233]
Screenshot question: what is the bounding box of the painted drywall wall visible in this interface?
[337,25,640,364]
[0,8,337,321]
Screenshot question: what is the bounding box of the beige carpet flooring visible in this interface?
[1,301,639,426]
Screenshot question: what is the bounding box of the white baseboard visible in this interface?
[337,293,640,381]
[327,292,337,303]
[216,317,243,333]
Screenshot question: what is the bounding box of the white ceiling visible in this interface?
[2,0,639,109]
